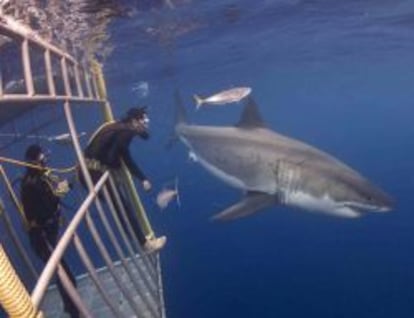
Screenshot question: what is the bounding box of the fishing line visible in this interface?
[0,156,77,174]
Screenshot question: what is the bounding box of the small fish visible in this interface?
[156,178,180,210]
[132,81,149,98]
[0,132,85,145]
[193,87,252,110]
[48,132,87,145]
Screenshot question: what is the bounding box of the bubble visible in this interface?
[132,81,150,98]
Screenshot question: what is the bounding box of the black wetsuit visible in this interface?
[21,168,79,318]
[84,121,149,180]
[80,120,148,244]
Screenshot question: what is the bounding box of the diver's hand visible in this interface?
[142,180,152,192]
[55,180,70,196]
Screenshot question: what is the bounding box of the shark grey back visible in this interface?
[175,95,393,220]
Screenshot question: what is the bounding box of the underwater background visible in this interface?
[1,0,414,317]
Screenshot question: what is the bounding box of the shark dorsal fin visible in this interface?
[174,89,187,124]
[236,97,266,129]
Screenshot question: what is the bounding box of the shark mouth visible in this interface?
[342,201,391,213]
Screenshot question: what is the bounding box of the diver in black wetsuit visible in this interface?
[80,106,166,253]
[20,144,79,318]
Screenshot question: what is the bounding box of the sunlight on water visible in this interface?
[0,0,119,61]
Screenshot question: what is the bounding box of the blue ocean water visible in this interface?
[2,0,414,317]
[98,1,414,317]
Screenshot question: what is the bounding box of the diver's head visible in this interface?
[24,144,47,167]
[122,106,150,129]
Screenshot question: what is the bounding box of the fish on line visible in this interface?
[48,132,87,145]
[156,178,181,210]
[193,86,252,110]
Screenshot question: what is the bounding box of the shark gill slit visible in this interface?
[277,160,301,205]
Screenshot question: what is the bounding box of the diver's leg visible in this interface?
[118,191,147,245]
[28,228,49,262]
[44,225,80,318]
[110,171,166,253]
[104,174,146,244]
[119,193,166,253]
[55,262,79,318]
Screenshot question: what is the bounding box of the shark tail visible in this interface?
[193,94,204,110]
[175,90,188,124]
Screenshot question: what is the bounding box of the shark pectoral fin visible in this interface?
[211,192,276,222]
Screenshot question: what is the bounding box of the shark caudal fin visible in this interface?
[175,89,188,124]
[193,94,204,110]
[211,192,277,221]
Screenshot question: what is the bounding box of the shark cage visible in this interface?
[0,12,166,318]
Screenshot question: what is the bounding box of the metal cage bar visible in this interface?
[157,253,167,318]
[55,263,91,317]
[74,65,84,98]
[0,166,38,280]
[107,174,158,280]
[0,20,103,105]
[61,57,72,97]
[101,183,159,314]
[0,18,76,66]
[84,71,93,99]
[22,38,34,96]
[0,205,38,281]
[44,49,56,96]
[72,234,122,317]
[98,184,158,316]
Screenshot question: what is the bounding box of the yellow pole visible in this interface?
[90,60,113,121]
[0,243,43,318]
[120,165,154,238]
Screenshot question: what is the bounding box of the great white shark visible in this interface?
[174,94,393,221]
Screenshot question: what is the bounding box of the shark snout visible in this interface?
[341,180,394,214]
[375,193,394,212]
[348,187,394,213]
[370,186,394,212]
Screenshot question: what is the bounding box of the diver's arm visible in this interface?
[122,148,152,191]
[121,146,147,181]
[39,176,61,207]
[138,129,149,140]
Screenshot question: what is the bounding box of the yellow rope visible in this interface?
[0,156,77,174]
[0,157,76,230]
[0,244,43,318]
